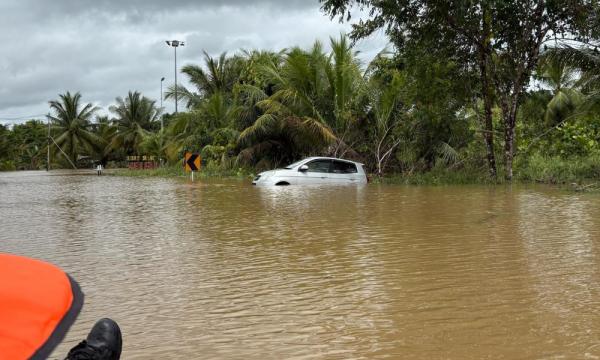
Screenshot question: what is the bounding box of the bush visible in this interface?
[0,160,16,171]
[515,153,600,183]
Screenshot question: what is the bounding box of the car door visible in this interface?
[329,160,360,184]
[297,159,332,184]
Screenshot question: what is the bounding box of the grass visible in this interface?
[107,165,254,180]
[378,167,496,186]
[515,153,600,184]
[377,154,599,191]
[110,155,599,192]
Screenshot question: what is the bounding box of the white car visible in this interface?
[252,157,368,186]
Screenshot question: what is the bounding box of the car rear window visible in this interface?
[331,160,357,174]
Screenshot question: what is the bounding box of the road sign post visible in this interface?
[183,152,201,181]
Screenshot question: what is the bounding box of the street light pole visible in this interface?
[160,77,165,131]
[165,40,184,114]
[46,116,50,171]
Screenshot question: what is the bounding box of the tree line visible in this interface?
[1,0,599,181]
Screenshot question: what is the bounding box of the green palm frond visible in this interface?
[164,84,201,109]
[547,45,600,78]
[110,91,160,155]
[437,141,459,165]
[236,84,269,104]
[238,113,279,146]
[544,88,584,124]
[47,91,99,164]
[301,117,336,145]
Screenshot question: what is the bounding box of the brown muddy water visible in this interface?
[1,170,600,359]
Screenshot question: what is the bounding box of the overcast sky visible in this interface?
[0,0,387,126]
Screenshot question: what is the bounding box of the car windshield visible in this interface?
[283,159,306,169]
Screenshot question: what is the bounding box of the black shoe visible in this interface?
[65,318,122,360]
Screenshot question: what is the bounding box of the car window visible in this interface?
[284,159,305,169]
[331,160,357,174]
[306,160,331,173]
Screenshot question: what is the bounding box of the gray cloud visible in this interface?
[0,1,388,125]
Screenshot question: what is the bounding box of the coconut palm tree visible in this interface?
[110,91,160,155]
[234,49,285,131]
[323,34,365,155]
[162,111,200,163]
[237,42,337,165]
[47,92,99,165]
[89,116,118,166]
[139,131,167,160]
[237,35,366,164]
[547,45,600,112]
[164,51,244,109]
[368,70,407,176]
[537,54,584,126]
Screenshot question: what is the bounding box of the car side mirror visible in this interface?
[299,165,309,172]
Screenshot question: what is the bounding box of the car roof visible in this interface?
[302,156,363,165]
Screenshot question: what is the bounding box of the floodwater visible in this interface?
[1,170,600,359]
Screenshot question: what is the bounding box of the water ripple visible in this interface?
[0,171,599,359]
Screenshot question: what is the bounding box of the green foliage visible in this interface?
[110,91,161,155]
[0,160,16,171]
[0,121,48,170]
[321,0,600,179]
[3,30,600,186]
[48,91,99,165]
[516,152,600,184]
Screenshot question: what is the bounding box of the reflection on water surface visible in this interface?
[1,171,599,359]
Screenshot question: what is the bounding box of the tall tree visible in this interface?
[110,91,160,155]
[165,51,244,109]
[90,116,118,166]
[47,92,99,166]
[238,40,351,164]
[368,69,406,176]
[321,0,599,179]
[537,54,583,126]
[549,44,600,112]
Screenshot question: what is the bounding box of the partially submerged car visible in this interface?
[252,157,368,186]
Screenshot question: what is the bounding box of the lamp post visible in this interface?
[160,77,165,131]
[46,116,50,171]
[165,40,184,114]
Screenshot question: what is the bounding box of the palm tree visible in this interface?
[89,116,118,166]
[323,34,365,155]
[518,46,598,155]
[237,42,337,165]
[164,51,244,109]
[537,54,583,126]
[139,131,167,160]
[237,35,366,163]
[235,49,285,131]
[161,112,197,163]
[547,45,600,112]
[200,92,241,130]
[47,92,99,165]
[110,91,160,155]
[368,70,406,176]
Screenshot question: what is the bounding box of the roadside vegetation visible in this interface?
[1,1,599,186]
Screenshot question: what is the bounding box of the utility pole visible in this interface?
[165,40,184,114]
[160,76,165,131]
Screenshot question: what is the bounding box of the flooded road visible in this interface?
[1,170,600,359]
